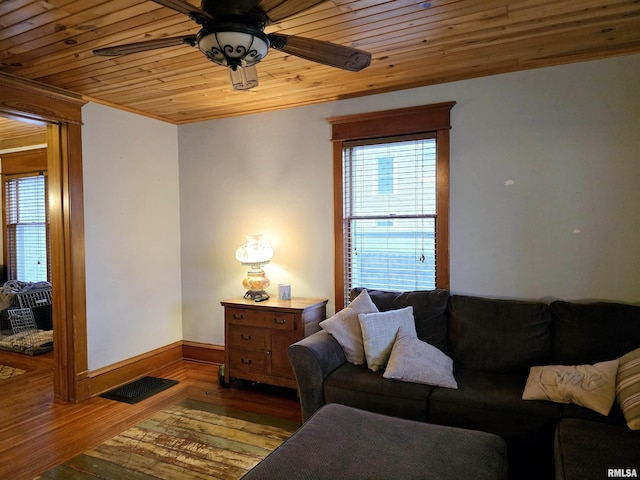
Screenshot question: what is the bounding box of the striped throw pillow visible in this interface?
[616,347,640,430]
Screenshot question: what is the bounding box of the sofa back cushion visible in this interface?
[350,288,449,354]
[448,295,551,373]
[550,301,640,365]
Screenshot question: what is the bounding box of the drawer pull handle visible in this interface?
[274,318,286,324]
[266,350,271,356]
[240,334,252,340]
[233,313,245,320]
[241,358,252,365]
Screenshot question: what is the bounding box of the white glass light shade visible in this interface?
[197,27,269,68]
[235,234,273,267]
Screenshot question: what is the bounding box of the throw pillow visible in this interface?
[319,289,379,365]
[358,306,417,372]
[383,328,458,388]
[522,360,619,416]
[616,347,640,430]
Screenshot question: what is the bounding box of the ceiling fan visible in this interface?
[93,0,372,90]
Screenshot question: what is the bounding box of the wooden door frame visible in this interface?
[0,73,89,402]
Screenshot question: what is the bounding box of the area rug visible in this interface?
[0,364,25,381]
[36,398,299,479]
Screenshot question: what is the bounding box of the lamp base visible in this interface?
[244,290,270,302]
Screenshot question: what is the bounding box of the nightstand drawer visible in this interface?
[228,324,265,349]
[229,349,265,374]
[226,307,295,330]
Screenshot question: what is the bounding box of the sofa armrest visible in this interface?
[287,330,346,422]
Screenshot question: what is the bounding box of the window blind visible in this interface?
[343,134,437,295]
[4,172,50,282]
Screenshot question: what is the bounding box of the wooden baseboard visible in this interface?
[182,341,225,365]
[79,341,225,400]
[82,341,184,398]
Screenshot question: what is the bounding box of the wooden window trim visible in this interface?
[1,148,48,174]
[329,102,455,310]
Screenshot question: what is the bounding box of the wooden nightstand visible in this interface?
[220,297,328,389]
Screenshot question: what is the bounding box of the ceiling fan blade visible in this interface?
[93,35,197,56]
[258,0,326,23]
[268,34,371,71]
[151,0,214,22]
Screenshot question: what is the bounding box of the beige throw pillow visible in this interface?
[358,306,417,372]
[616,347,640,430]
[319,290,378,365]
[522,360,619,415]
[384,329,458,388]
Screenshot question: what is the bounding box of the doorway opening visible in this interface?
[1,73,88,402]
[0,117,53,356]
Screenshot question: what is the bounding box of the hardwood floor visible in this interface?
[0,350,302,480]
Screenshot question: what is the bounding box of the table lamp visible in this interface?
[235,234,273,301]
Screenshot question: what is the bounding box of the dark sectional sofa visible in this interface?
[287,289,640,480]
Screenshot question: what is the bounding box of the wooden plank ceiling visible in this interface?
[0,116,47,151]
[1,0,640,131]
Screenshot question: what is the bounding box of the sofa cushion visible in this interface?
[522,360,619,416]
[555,418,640,480]
[351,288,449,353]
[383,329,458,389]
[550,300,640,365]
[319,289,378,365]
[617,347,640,430]
[358,307,417,372]
[448,295,551,373]
[429,367,562,480]
[323,362,432,421]
[430,367,562,421]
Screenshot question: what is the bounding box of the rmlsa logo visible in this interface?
[608,469,638,478]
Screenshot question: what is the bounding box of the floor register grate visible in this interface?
[100,376,178,404]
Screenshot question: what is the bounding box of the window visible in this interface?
[4,172,50,282]
[344,135,437,293]
[330,103,454,309]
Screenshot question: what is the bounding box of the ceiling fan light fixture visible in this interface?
[229,64,259,90]
[197,24,269,69]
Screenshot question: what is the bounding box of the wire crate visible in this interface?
[14,286,52,309]
[1,308,53,355]
[0,286,53,355]
[8,308,38,333]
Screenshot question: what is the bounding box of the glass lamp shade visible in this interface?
[235,234,273,266]
[197,25,269,69]
[229,65,259,90]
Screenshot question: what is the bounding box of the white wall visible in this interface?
[82,103,182,370]
[448,58,640,301]
[178,107,333,343]
[179,54,640,346]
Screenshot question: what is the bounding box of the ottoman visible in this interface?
[242,403,508,479]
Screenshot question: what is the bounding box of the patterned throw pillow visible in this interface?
[616,347,640,430]
[522,360,619,415]
[358,306,417,372]
[319,290,379,365]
